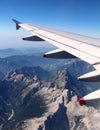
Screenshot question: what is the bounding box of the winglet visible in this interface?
[12,19,22,30]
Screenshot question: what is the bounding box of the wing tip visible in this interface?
[12,19,21,30]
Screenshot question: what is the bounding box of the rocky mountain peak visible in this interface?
[4,66,50,81]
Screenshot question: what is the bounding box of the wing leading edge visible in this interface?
[12,19,100,82]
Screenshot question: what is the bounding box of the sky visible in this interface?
[0,0,100,49]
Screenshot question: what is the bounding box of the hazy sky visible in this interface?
[0,0,100,49]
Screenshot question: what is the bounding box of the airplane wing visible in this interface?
[12,19,100,82]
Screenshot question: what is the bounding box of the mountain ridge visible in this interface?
[0,65,99,130]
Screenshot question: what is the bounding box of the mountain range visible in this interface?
[0,66,99,130]
[0,48,99,130]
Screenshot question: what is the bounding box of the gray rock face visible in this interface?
[0,64,99,130]
[44,103,70,130]
[0,66,67,129]
[67,96,100,130]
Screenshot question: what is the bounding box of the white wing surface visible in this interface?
[12,19,100,82]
